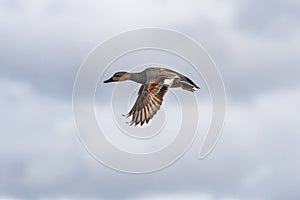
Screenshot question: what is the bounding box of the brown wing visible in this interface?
[126,81,169,126]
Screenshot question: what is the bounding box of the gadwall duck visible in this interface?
[104,67,199,126]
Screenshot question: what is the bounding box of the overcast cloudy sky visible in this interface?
[1,0,300,199]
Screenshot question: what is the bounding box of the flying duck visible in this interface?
[104,67,199,126]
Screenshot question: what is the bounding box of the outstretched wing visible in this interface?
[126,81,169,126]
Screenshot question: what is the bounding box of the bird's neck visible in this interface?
[130,72,146,84]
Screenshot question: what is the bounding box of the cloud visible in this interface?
[1,0,300,199]
[235,0,300,35]
[1,75,300,199]
[2,0,299,100]
[0,0,300,99]
[132,192,238,200]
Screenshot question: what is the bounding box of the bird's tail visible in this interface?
[182,75,200,89]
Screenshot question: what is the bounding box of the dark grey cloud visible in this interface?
[0,0,110,99]
[0,22,93,99]
[179,2,300,101]
[236,0,300,37]
[0,0,299,102]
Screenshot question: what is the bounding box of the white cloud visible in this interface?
[1,75,300,199]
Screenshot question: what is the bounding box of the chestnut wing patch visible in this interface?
[148,82,159,91]
[126,82,169,126]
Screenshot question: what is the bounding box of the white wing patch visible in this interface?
[163,78,174,86]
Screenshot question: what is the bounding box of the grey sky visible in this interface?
[1,0,300,199]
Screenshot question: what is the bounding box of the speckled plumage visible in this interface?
[104,67,199,126]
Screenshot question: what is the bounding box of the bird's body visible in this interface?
[104,67,199,126]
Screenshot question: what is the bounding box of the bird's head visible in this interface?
[103,72,129,83]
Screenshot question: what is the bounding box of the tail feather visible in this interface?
[182,76,200,89]
[179,82,195,92]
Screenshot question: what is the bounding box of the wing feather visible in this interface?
[127,81,169,126]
